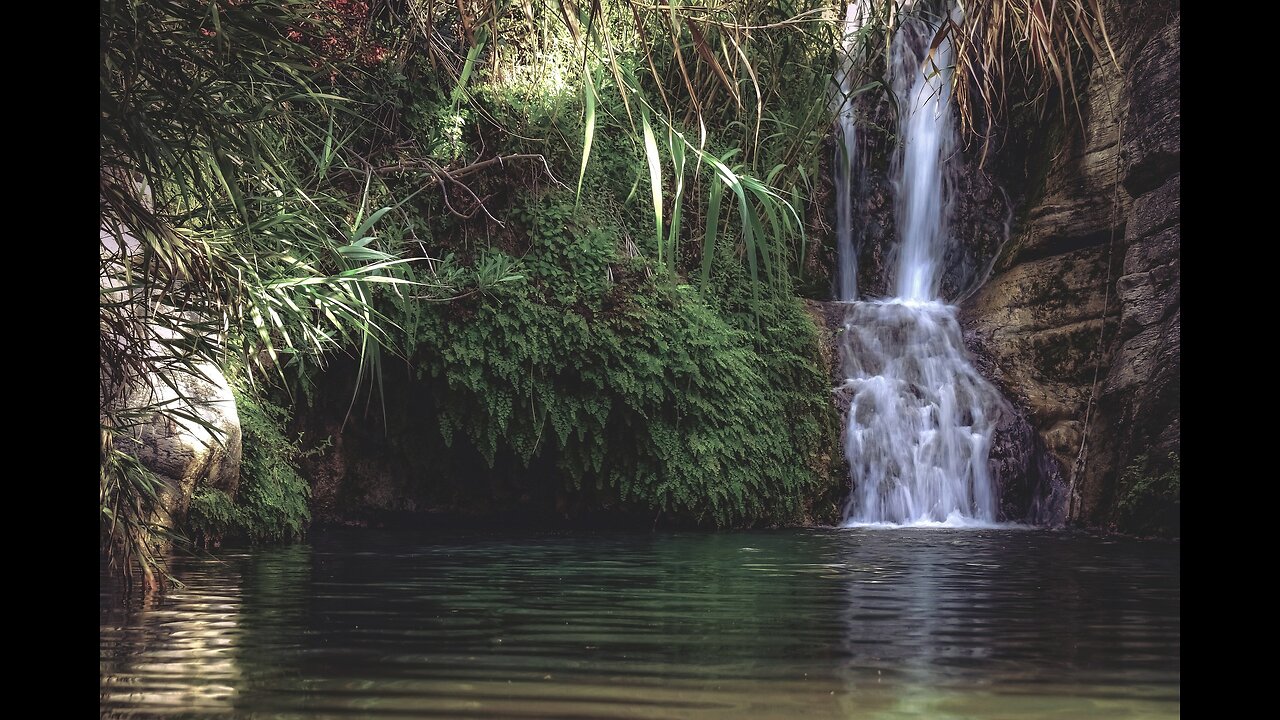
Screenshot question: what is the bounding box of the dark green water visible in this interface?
[100,528,1179,719]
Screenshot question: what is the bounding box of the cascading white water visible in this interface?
[832,2,868,301]
[891,8,957,303]
[839,3,1011,527]
[840,300,1004,526]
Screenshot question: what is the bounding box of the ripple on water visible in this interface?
[102,529,1179,719]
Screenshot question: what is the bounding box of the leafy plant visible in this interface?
[384,188,837,526]
[1116,453,1180,537]
[186,382,312,546]
[99,0,428,587]
[834,0,1114,162]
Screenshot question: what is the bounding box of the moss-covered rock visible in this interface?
[185,383,311,546]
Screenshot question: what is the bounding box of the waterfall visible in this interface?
[832,2,867,301]
[890,7,956,302]
[838,3,1011,527]
[839,300,1004,526]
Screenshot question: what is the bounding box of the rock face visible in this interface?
[119,361,243,552]
[960,0,1179,534]
[101,234,245,555]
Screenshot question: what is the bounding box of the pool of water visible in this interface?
[100,528,1179,719]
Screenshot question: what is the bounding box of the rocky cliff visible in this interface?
[961,0,1179,535]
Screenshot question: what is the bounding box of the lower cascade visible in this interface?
[837,2,1012,527]
[839,300,1008,526]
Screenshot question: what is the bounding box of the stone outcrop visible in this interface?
[101,233,244,554]
[121,361,243,552]
[960,0,1179,534]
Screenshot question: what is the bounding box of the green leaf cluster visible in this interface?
[392,189,837,525]
[186,382,311,545]
[1115,453,1180,537]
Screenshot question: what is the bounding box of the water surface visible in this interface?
[101,528,1179,719]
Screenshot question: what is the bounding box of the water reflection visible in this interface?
[101,529,1178,718]
[829,530,1179,719]
[100,558,247,714]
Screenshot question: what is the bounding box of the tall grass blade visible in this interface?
[576,65,599,207]
[640,102,664,268]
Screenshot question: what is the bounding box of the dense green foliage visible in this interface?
[101,0,849,579]
[187,384,312,545]
[240,0,847,526]
[247,0,848,526]
[1116,453,1180,537]
[381,189,836,525]
[99,0,434,587]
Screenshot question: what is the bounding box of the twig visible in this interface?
[372,153,560,184]
[440,173,501,223]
